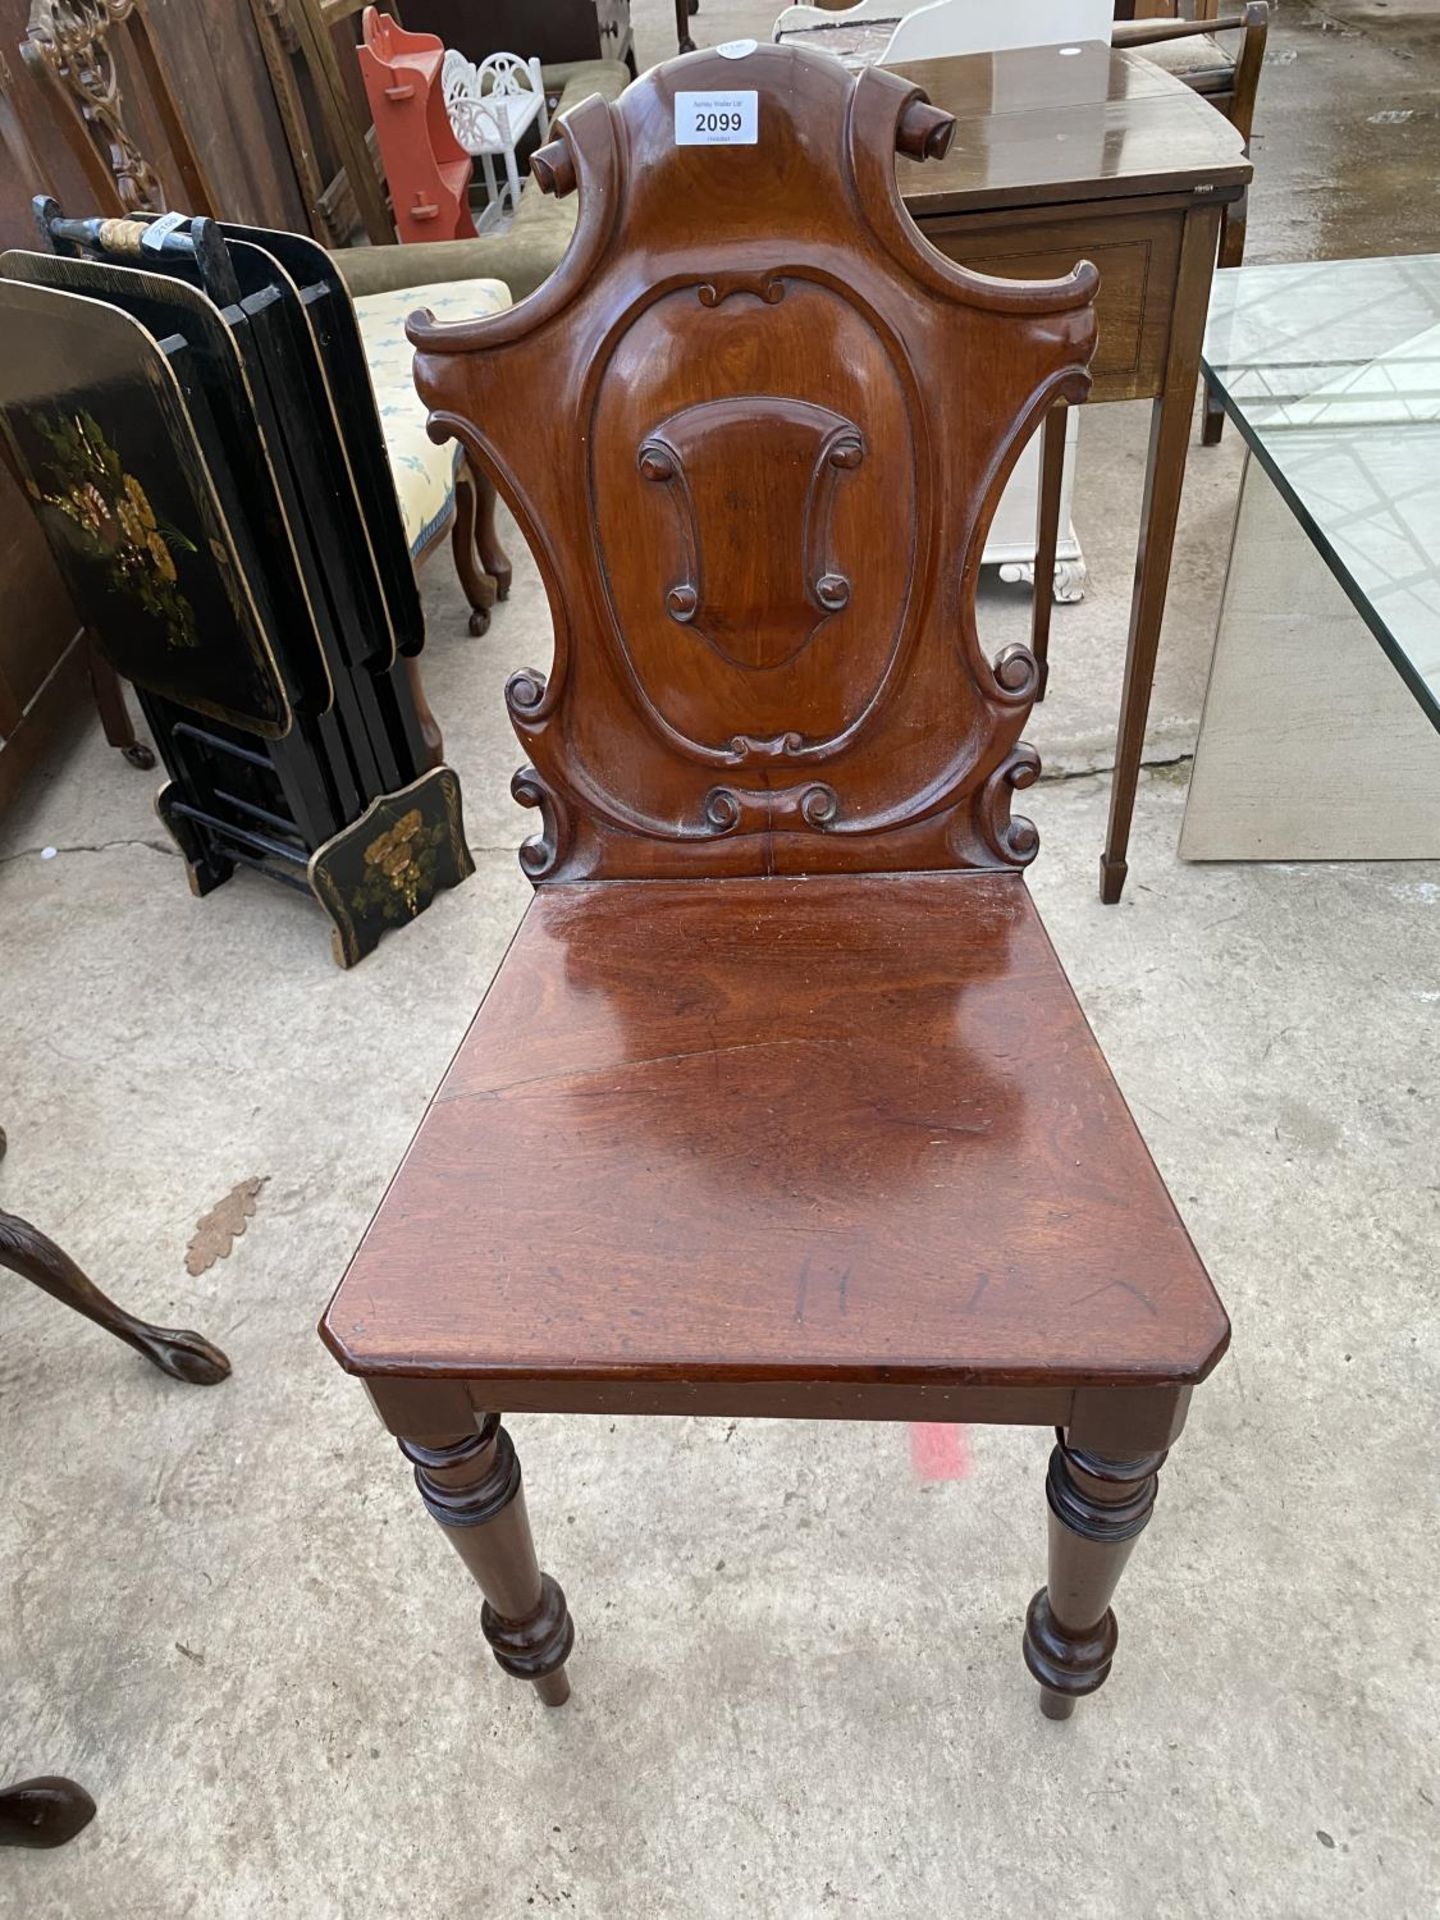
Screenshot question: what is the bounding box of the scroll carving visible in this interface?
[697,271,786,308]
[23,0,162,211]
[991,642,1041,707]
[701,781,841,837]
[978,745,1042,868]
[511,764,571,881]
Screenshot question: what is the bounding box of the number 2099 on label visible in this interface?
[674,91,758,147]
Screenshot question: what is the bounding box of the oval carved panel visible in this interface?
[590,276,918,763]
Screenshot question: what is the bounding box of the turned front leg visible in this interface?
[1023,1430,1167,1720]
[399,1417,573,1706]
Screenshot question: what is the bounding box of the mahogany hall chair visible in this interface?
[320,43,1229,1722]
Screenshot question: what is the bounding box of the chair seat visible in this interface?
[325,873,1228,1395]
[353,275,512,556]
[1136,32,1235,92]
[538,58,632,98]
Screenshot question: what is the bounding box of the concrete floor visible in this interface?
[3,3,1439,1915]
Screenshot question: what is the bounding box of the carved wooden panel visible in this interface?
[19,0,215,217]
[410,45,1097,882]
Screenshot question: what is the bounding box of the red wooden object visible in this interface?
[358,6,476,245]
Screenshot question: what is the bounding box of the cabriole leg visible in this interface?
[1023,1429,1166,1720]
[450,458,499,636]
[471,459,512,600]
[399,1417,573,1705]
[0,1206,231,1385]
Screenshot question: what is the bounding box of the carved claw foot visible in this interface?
[0,1205,232,1385]
[130,1325,232,1385]
[997,558,1087,603]
[0,1777,97,1849]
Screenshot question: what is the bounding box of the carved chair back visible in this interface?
[18,0,215,218]
[409,45,1097,883]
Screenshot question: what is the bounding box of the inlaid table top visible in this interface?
[891,42,1250,216]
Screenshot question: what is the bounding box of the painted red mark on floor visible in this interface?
[909,1423,970,1482]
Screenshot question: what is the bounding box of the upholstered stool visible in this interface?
[354,275,514,630]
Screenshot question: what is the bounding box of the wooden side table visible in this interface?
[894,43,1250,901]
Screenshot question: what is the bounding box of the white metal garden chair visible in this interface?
[441,50,550,230]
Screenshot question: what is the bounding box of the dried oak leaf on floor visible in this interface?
[185,1176,267,1277]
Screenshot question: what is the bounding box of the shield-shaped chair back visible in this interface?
[410,43,1097,883]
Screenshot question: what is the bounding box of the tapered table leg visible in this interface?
[1023,1430,1167,1719]
[400,1417,573,1705]
[1030,404,1067,701]
[1100,205,1222,904]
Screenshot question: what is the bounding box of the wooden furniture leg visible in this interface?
[1029,404,1067,701]
[472,458,512,601]
[1023,1430,1166,1719]
[1202,184,1249,444]
[0,1777,96,1850]
[86,634,155,770]
[399,1418,574,1705]
[1205,2,1268,445]
[0,1205,231,1385]
[450,455,511,635]
[1100,205,1223,904]
[676,0,698,54]
[402,655,444,767]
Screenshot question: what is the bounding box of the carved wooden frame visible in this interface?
[408,48,1097,884]
[19,0,216,217]
[245,0,393,248]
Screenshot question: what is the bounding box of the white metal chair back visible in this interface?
[882,0,1113,62]
[442,49,548,152]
